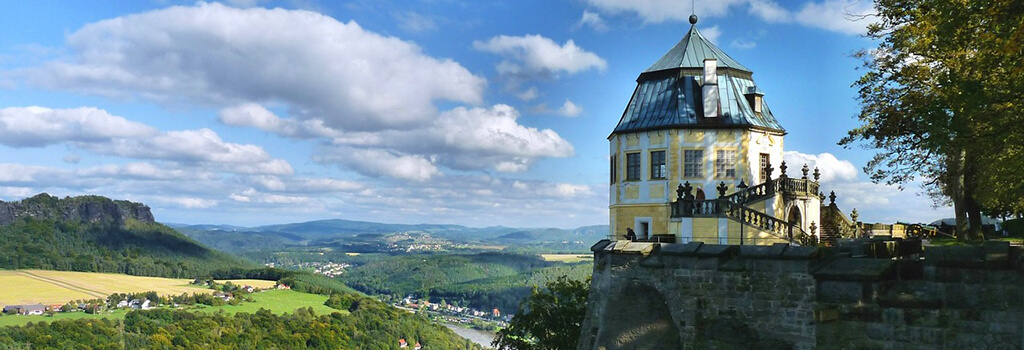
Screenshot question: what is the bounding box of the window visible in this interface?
[650,151,666,179]
[684,150,703,178]
[610,154,617,183]
[626,153,640,181]
[716,149,737,178]
[759,153,770,183]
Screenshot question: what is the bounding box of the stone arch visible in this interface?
[592,281,681,350]
[787,205,802,240]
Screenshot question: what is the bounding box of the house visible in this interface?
[213,291,232,301]
[399,338,408,348]
[4,304,47,315]
[48,304,63,312]
[414,342,422,350]
[242,285,255,293]
[116,300,129,308]
[607,14,844,246]
[275,283,291,290]
[492,308,500,317]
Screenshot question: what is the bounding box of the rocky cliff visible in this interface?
[0,193,155,226]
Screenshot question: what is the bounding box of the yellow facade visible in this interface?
[609,127,794,244]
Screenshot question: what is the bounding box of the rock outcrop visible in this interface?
[0,193,155,226]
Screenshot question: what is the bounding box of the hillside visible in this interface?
[0,193,252,278]
[340,252,592,312]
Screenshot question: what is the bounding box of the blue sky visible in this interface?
[0,0,952,228]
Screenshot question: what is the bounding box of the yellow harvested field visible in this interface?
[540,254,592,263]
[0,270,275,306]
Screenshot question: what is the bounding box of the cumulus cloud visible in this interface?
[557,99,583,117]
[0,106,155,147]
[219,103,338,138]
[701,26,723,44]
[782,151,857,182]
[315,147,441,182]
[474,34,607,79]
[517,87,540,101]
[83,128,294,175]
[748,0,792,22]
[24,2,486,131]
[577,10,609,32]
[794,0,877,35]
[306,104,574,178]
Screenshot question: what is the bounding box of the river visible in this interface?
[444,323,497,349]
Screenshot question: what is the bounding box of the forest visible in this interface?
[0,217,253,278]
[0,301,482,349]
[339,252,592,312]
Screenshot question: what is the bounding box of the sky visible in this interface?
[0,0,953,228]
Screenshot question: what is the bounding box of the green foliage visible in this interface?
[0,305,485,350]
[843,0,1024,238]
[340,252,591,312]
[0,217,252,278]
[493,276,590,350]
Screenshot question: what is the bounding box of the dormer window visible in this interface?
[702,59,719,118]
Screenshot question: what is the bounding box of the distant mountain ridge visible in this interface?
[174,218,609,253]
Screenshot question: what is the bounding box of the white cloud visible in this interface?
[76,163,213,181]
[219,103,338,138]
[701,25,723,44]
[748,0,792,22]
[25,2,486,132]
[151,196,219,209]
[474,34,607,78]
[0,106,156,147]
[795,0,877,35]
[578,10,609,32]
[315,147,441,182]
[557,99,583,117]
[314,104,573,177]
[517,87,540,101]
[782,151,857,182]
[84,128,294,175]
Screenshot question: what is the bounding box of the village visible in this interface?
[1,280,288,317]
[394,295,510,329]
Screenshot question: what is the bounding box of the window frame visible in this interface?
[715,149,738,179]
[625,152,641,181]
[649,150,666,180]
[683,149,704,179]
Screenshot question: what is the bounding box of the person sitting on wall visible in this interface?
[625,228,637,241]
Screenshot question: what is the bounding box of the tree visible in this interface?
[842,0,1024,240]
[492,276,590,350]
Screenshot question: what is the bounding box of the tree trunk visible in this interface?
[962,148,985,240]
[947,151,969,241]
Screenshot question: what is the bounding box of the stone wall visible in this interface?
[577,240,1024,350]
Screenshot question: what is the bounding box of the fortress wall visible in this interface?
[578,241,1024,350]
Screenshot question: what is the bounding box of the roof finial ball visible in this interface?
[689,14,698,25]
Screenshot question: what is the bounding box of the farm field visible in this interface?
[0,290,341,327]
[0,269,273,306]
[540,254,592,263]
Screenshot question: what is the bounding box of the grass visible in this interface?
[193,289,341,316]
[0,269,274,306]
[0,290,343,328]
[540,254,592,263]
